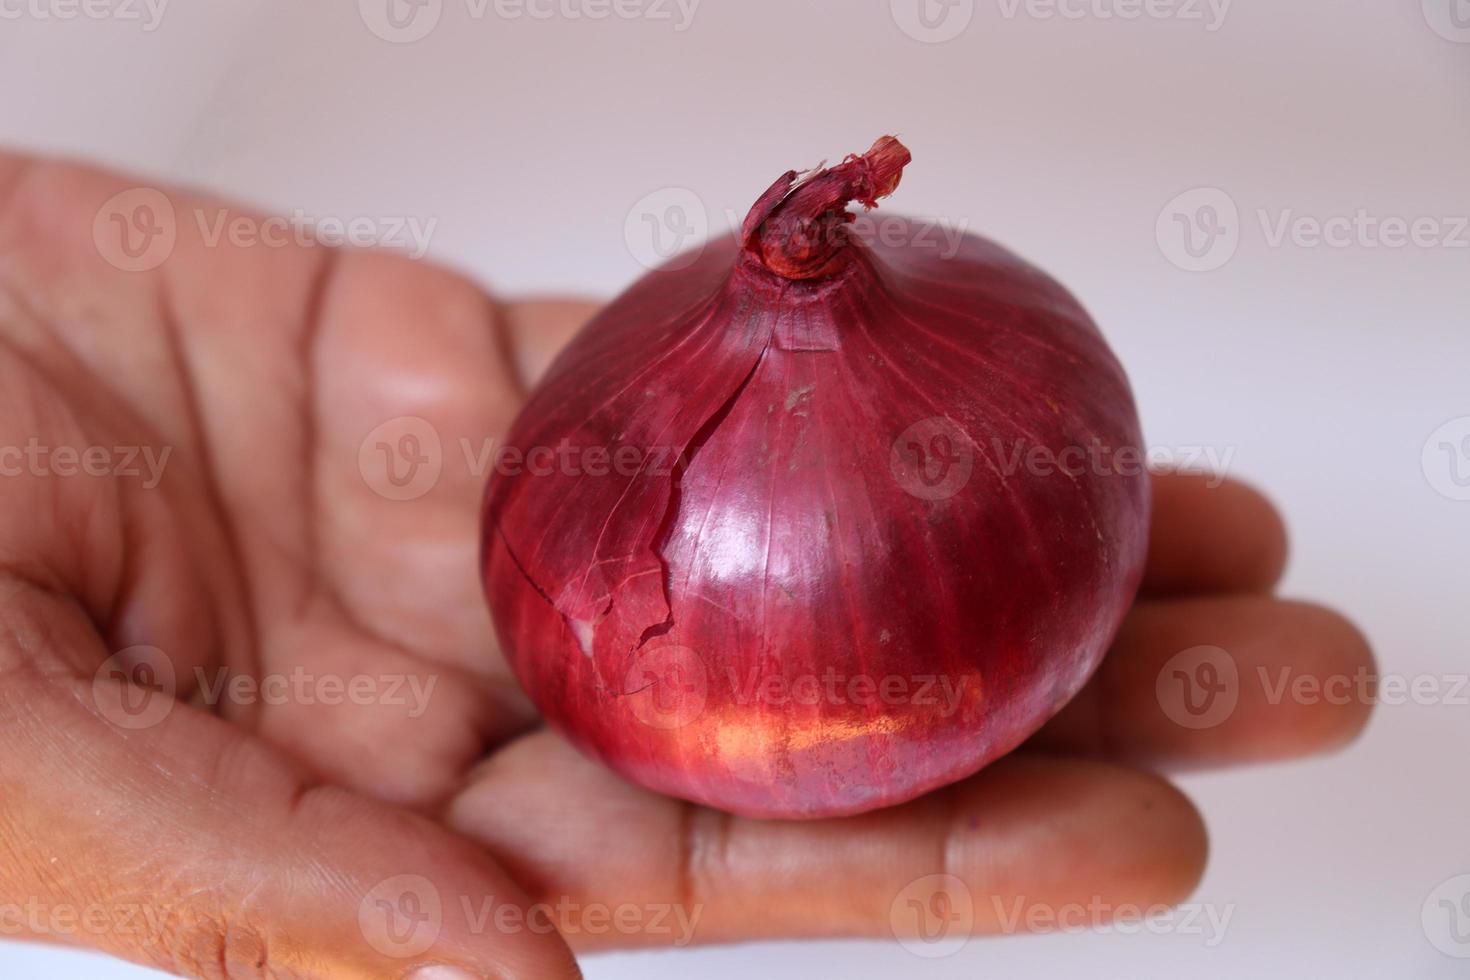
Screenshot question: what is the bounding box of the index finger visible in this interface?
[1142,471,1289,597]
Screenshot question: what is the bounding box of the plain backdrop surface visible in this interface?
[1,1,1468,976]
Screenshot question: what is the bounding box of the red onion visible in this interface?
[482,137,1149,818]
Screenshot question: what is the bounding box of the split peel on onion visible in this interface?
[482,137,1149,819]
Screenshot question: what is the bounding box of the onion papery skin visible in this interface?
[482,140,1149,819]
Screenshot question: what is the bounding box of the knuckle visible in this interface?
[159,909,273,980]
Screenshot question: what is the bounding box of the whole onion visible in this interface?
[482,137,1149,819]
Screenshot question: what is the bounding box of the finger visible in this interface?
[0,152,540,803]
[1030,595,1376,768]
[447,732,1205,949]
[0,581,581,980]
[309,249,523,669]
[498,299,601,390]
[1143,472,1288,597]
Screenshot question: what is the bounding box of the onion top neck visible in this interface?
[741,135,912,282]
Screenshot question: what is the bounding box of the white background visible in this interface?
[1,0,1467,976]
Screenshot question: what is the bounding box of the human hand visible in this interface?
[0,151,1373,978]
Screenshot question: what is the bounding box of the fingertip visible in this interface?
[1274,600,1378,755]
[1230,478,1291,590]
[1145,472,1289,596]
[498,298,602,389]
[1117,765,1210,908]
[958,757,1208,919]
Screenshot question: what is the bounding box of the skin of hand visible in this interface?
[0,151,1376,979]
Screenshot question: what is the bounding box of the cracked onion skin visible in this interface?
[481,137,1149,819]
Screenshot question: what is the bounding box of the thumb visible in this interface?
[0,580,580,980]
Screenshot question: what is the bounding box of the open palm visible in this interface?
[0,153,1373,979]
